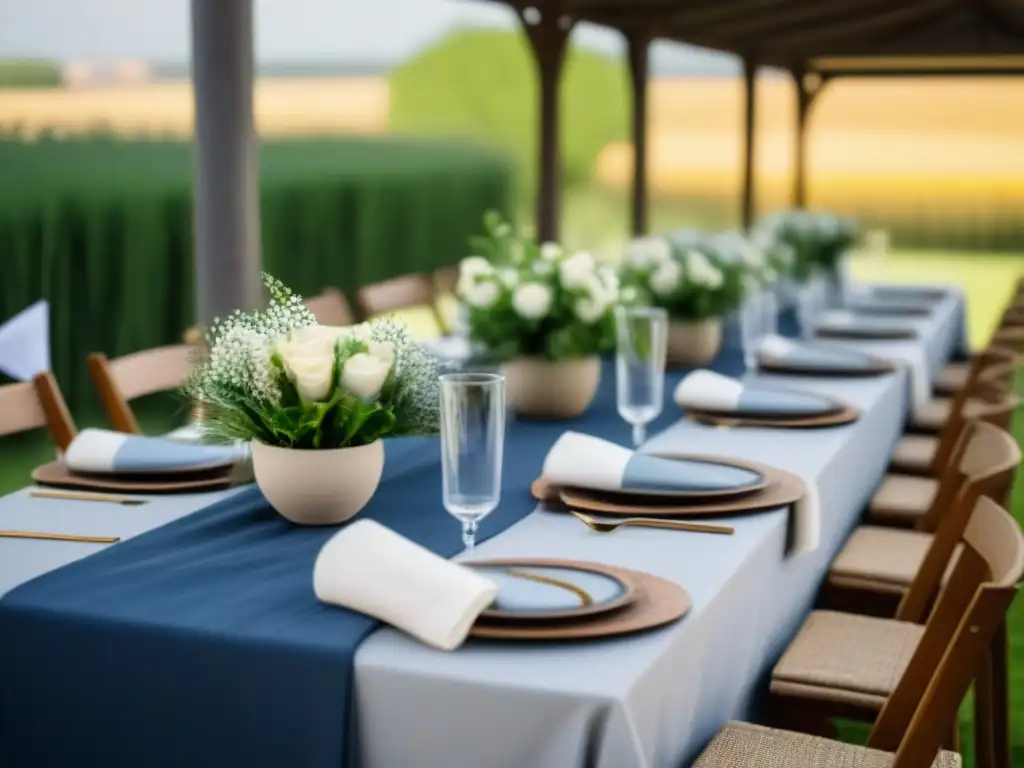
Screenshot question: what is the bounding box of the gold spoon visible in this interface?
[569,510,734,536]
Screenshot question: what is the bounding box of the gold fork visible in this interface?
[569,510,734,536]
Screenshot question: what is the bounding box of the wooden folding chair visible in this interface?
[304,287,355,327]
[87,345,195,434]
[0,372,77,451]
[890,347,1019,475]
[711,495,1023,768]
[355,274,445,333]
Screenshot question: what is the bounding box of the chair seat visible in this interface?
[909,398,951,433]
[695,721,961,768]
[888,435,939,475]
[829,526,962,593]
[867,475,938,523]
[771,611,924,709]
[933,362,969,395]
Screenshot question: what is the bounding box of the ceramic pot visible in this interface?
[251,439,384,525]
[501,356,600,420]
[667,319,723,367]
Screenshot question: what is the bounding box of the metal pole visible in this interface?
[627,34,651,237]
[792,67,812,209]
[190,0,262,323]
[740,58,758,232]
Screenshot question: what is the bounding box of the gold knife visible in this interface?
[0,530,120,544]
[30,489,146,505]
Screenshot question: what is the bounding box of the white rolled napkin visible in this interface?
[758,334,798,361]
[313,520,498,652]
[672,370,743,412]
[790,483,821,556]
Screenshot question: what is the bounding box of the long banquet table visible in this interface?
[0,288,966,768]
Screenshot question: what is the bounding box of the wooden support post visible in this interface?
[792,68,827,209]
[519,5,574,243]
[740,58,758,232]
[626,33,651,237]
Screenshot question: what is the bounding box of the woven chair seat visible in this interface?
[695,721,961,768]
[829,527,962,592]
[888,435,938,475]
[771,611,924,708]
[934,362,969,395]
[867,475,938,523]
[909,398,951,433]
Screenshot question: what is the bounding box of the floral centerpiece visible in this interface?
[185,273,440,524]
[457,214,618,419]
[620,233,751,366]
[755,210,858,282]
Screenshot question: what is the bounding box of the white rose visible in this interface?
[559,251,596,288]
[532,259,554,277]
[598,266,620,300]
[620,285,639,304]
[624,236,671,268]
[574,293,609,324]
[540,242,562,260]
[512,282,553,320]
[649,260,681,296]
[341,352,391,400]
[463,279,500,309]
[498,267,519,288]
[367,340,395,370]
[277,332,336,402]
[459,256,491,282]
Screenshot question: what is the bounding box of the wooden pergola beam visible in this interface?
[740,58,758,232]
[626,32,651,237]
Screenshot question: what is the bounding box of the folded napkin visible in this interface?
[313,520,498,651]
[63,428,245,475]
[672,370,836,417]
[816,310,915,337]
[791,482,821,556]
[543,431,761,494]
[758,335,876,372]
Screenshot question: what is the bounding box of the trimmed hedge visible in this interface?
[0,135,514,409]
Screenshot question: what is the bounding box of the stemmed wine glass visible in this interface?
[614,306,668,447]
[738,290,762,371]
[439,373,505,555]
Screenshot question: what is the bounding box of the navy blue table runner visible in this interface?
[0,314,785,768]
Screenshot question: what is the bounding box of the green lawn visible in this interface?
[0,247,1020,767]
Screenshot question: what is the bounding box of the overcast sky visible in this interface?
[0,0,737,73]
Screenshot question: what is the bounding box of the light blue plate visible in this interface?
[471,563,635,620]
[730,388,840,418]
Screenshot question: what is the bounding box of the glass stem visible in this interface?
[632,422,646,447]
[462,519,478,555]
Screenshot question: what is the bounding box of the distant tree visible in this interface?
[388,28,628,197]
[0,60,62,89]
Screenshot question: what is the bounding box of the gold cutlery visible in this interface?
[570,510,734,536]
[0,530,120,544]
[30,489,146,505]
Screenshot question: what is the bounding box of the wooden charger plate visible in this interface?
[470,558,691,641]
[531,456,806,518]
[686,400,860,429]
[758,357,895,379]
[814,325,917,341]
[32,460,251,494]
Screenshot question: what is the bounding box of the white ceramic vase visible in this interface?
[667,318,723,367]
[500,356,601,420]
[251,439,384,525]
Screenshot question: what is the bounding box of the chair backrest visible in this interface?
[434,266,459,295]
[356,274,444,330]
[929,345,1018,472]
[87,345,195,434]
[0,372,77,451]
[869,496,1023,767]
[304,287,355,327]
[899,420,1021,622]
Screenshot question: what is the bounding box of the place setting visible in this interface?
[756,334,896,377]
[31,427,252,495]
[812,309,919,341]
[312,370,693,648]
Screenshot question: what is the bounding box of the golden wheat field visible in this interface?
[2,74,1023,215]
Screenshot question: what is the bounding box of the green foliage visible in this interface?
[756,211,859,281]
[0,59,61,89]
[388,28,628,194]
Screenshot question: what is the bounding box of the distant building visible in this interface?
[63,59,152,87]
